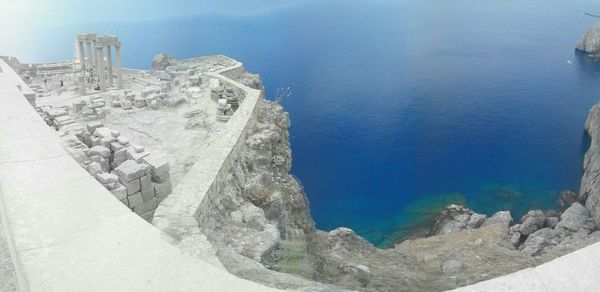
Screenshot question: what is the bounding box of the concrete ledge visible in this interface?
[454,239,600,291]
[0,59,278,291]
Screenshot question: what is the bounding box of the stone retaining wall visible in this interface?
[0,58,277,291]
[153,63,262,241]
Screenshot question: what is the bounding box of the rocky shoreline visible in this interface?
[177,25,600,288]
[174,72,599,291]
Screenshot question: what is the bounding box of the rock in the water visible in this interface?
[152,53,176,71]
[429,205,474,236]
[442,260,462,274]
[555,202,594,234]
[558,191,578,209]
[518,210,545,236]
[576,23,600,56]
[482,211,512,228]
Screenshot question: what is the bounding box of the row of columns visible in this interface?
[76,33,123,93]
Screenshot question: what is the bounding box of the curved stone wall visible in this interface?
[0,59,277,291]
[153,63,263,242]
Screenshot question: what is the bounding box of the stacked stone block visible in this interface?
[56,121,172,220]
[216,98,233,122]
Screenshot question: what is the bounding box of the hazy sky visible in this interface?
[0,0,312,44]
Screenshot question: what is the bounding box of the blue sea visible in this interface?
[20,0,600,246]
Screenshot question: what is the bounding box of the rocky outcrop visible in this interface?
[168,64,600,291]
[428,205,486,236]
[581,104,600,226]
[151,53,176,71]
[576,23,600,57]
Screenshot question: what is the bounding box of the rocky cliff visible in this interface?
[576,22,600,57]
[177,68,600,291]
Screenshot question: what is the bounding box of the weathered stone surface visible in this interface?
[127,192,143,208]
[95,172,118,185]
[87,161,103,176]
[555,202,594,234]
[140,174,154,202]
[483,211,513,228]
[544,217,559,228]
[108,182,126,200]
[114,160,146,182]
[576,22,600,56]
[582,104,600,227]
[119,177,140,195]
[467,213,487,229]
[519,210,545,236]
[510,232,522,248]
[154,181,172,201]
[152,53,176,71]
[521,236,552,256]
[88,145,111,158]
[86,121,104,133]
[442,260,462,274]
[429,205,474,235]
[127,147,150,163]
[558,191,578,209]
[143,154,170,180]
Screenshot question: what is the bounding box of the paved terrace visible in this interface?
[0,59,278,291]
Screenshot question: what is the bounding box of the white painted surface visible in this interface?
[0,59,279,291]
[453,240,600,291]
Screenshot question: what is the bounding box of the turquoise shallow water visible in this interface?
[22,0,600,247]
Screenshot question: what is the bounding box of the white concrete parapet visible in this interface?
[0,59,278,291]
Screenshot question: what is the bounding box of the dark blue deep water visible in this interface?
[23,0,600,246]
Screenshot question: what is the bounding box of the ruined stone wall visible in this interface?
[153,64,264,241]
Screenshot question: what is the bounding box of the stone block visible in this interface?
[143,154,170,182]
[119,177,140,195]
[95,172,118,184]
[86,121,104,133]
[140,174,154,201]
[121,99,132,109]
[110,183,127,201]
[89,155,109,172]
[87,162,103,176]
[117,136,130,145]
[110,141,126,152]
[88,145,111,158]
[114,160,147,182]
[133,145,144,153]
[127,192,143,208]
[120,198,129,207]
[154,181,172,201]
[113,147,132,165]
[126,148,150,163]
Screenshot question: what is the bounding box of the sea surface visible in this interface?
[21,0,600,247]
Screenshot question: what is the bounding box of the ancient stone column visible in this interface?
[106,45,113,85]
[115,46,123,89]
[91,39,98,66]
[96,45,106,92]
[85,41,94,69]
[77,40,86,72]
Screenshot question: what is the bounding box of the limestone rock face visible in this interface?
[555,202,594,234]
[518,210,545,236]
[428,205,486,236]
[151,53,176,71]
[581,104,600,227]
[483,211,513,228]
[576,23,600,56]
